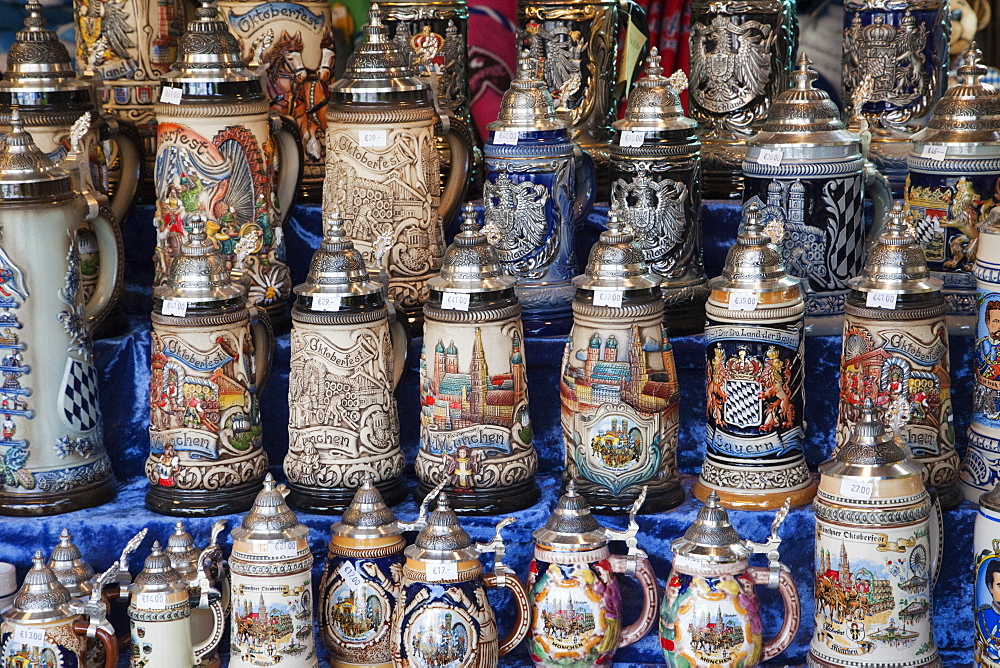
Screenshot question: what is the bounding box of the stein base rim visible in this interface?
[145,476,265,517]
[415,479,541,515]
[808,649,941,668]
[694,477,818,510]
[286,476,407,513]
[566,480,685,515]
[0,479,114,517]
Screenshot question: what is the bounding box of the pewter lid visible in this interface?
[0,110,74,200]
[572,207,661,292]
[165,521,201,579]
[533,481,608,550]
[981,480,1000,513]
[670,492,751,563]
[820,399,923,480]
[488,50,564,132]
[708,202,800,295]
[2,2,80,84]
[332,5,428,95]
[912,44,1000,144]
[48,529,95,599]
[154,216,246,304]
[294,213,383,298]
[133,542,187,592]
[231,473,310,545]
[405,495,480,563]
[5,551,74,624]
[613,48,695,133]
[429,203,516,294]
[168,0,256,82]
[330,473,402,540]
[849,202,941,294]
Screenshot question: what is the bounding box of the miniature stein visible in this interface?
[483,50,595,335]
[975,482,1000,665]
[809,400,941,667]
[610,49,707,336]
[0,113,118,515]
[843,0,950,196]
[229,474,317,667]
[154,0,303,329]
[837,202,960,508]
[286,214,406,511]
[324,6,472,321]
[527,483,659,667]
[905,44,1000,334]
[416,204,539,514]
[146,217,274,517]
[696,202,815,510]
[49,529,96,601]
[217,0,337,200]
[390,495,531,667]
[561,208,682,514]
[689,0,797,199]
[743,53,892,335]
[660,492,799,668]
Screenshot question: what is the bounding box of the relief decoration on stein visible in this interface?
[394,584,494,668]
[521,20,591,114]
[482,170,553,277]
[393,21,467,117]
[975,539,1000,664]
[611,167,689,278]
[232,583,314,663]
[0,236,34,490]
[972,294,1000,490]
[76,0,184,79]
[323,556,399,662]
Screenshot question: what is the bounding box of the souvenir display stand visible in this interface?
[0,200,979,666]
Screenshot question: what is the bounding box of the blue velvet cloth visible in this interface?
[0,201,978,666]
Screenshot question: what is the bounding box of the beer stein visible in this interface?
[696,202,815,510]
[842,0,950,196]
[975,482,1000,665]
[483,51,595,335]
[837,202,960,508]
[146,217,274,517]
[660,492,799,668]
[689,0,797,199]
[286,214,406,511]
[809,400,942,668]
[905,45,1000,334]
[128,541,225,668]
[610,49,707,336]
[324,6,472,321]
[416,204,539,514]
[527,483,658,667]
[154,0,303,329]
[0,113,119,515]
[390,495,531,667]
[744,53,892,335]
[229,474,317,667]
[217,0,336,200]
[49,529,96,601]
[561,208,683,514]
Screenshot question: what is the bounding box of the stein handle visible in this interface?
[104,115,143,225]
[483,567,530,656]
[83,206,124,328]
[749,566,800,661]
[572,148,596,225]
[439,116,474,227]
[72,619,118,668]
[248,305,275,395]
[609,554,659,647]
[864,161,892,239]
[269,112,304,226]
[192,598,225,663]
[388,313,409,389]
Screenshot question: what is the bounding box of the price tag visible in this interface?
[757,148,784,167]
[728,292,758,311]
[312,294,342,312]
[162,300,187,317]
[12,625,46,648]
[840,478,874,500]
[593,289,623,308]
[358,130,387,147]
[159,86,183,105]
[136,592,169,610]
[865,291,897,310]
[921,144,947,161]
[339,561,365,591]
[427,562,459,581]
[441,292,470,311]
[619,130,645,148]
[269,541,299,558]
[494,130,519,145]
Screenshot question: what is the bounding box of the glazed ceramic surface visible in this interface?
[2,618,100,668]
[975,489,1000,666]
[321,553,401,667]
[128,573,225,667]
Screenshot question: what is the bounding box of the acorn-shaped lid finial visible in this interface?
[670,491,751,563]
[849,201,941,294]
[428,203,515,294]
[333,4,428,95]
[295,213,382,298]
[489,50,564,132]
[154,215,245,305]
[533,481,608,550]
[615,47,695,132]
[573,206,660,292]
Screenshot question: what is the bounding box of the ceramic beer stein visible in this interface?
[660,492,799,668]
[905,45,1000,334]
[842,0,950,197]
[146,217,274,517]
[154,0,303,328]
[527,483,659,667]
[483,51,595,335]
[229,474,317,667]
[416,204,539,514]
[743,53,892,335]
[809,401,941,667]
[837,202,960,508]
[610,50,707,336]
[561,209,683,514]
[0,114,119,516]
[689,0,796,199]
[324,6,472,321]
[286,214,406,511]
[975,482,1000,665]
[390,494,531,667]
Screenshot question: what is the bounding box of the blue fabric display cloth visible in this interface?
[3,200,977,666]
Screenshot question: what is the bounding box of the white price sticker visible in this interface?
[866,291,898,310]
[441,292,470,311]
[494,130,519,145]
[593,289,623,308]
[13,625,46,648]
[619,130,645,148]
[840,478,874,500]
[160,86,183,105]
[312,294,342,312]
[269,541,299,558]
[162,300,188,317]
[359,130,387,147]
[427,562,459,581]
[339,561,366,591]
[757,148,784,167]
[728,292,758,311]
[921,144,947,161]
[136,592,169,610]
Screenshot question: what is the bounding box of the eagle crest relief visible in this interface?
[691,15,774,115]
[483,170,553,275]
[611,170,688,276]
